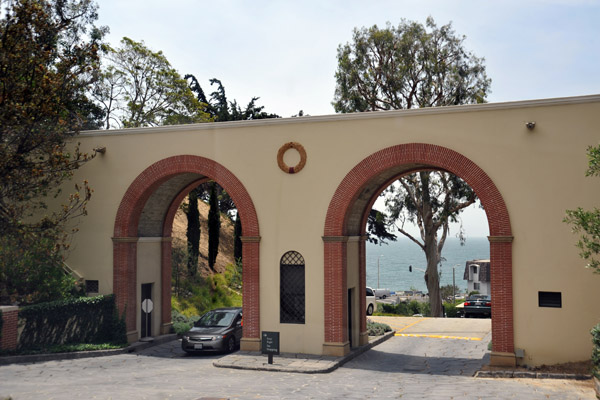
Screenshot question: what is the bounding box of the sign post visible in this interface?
[261,331,280,364]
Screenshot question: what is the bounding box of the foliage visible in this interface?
[366,320,392,336]
[185,188,201,276]
[333,17,490,112]
[378,300,431,317]
[333,17,488,318]
[208,182,221,271]
[591,323,600,378]
[0,0,105,300]
[1,342,126,356]
[367,209,397,245]
[92,37,212,129]
[17,294,126,351]
[440,284,460,301]
[171,308,199,335]
[171,261,242,328]
[234,214,243,262]
[443,302,460,318]
[186,75,281,121]
[0,233,82,305]
[564,145,600,274]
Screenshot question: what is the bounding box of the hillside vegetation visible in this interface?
[171,200,241,333]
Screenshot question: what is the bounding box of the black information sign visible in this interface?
[261,331,280,364]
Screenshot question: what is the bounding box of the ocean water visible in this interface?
[366,237,490,293]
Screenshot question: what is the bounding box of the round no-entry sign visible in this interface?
[141,299,154,314]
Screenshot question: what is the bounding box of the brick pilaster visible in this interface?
[0,306,19,351]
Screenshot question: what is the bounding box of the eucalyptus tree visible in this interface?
[333,17,490,316]
[93,38,211,129]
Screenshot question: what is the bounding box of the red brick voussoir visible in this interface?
[323,143,514,355]
[112,155,260,342]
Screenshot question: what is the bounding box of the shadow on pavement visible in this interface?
[340,348,490,376]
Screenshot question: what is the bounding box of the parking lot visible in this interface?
[0,317,595,399]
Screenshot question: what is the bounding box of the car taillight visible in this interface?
[464,302,471,306]
[485,302,491,306]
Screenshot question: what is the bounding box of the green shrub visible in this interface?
[443,302,460,318]
[17,294,126,351]
[377,300,431,317]
[592,322,600,378]
[367,320,391,336]
[0,233,82,305]
[171,308,199,335]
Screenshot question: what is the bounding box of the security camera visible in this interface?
[525,122,536,130]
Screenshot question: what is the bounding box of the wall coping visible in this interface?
[0,306,18,312]
[79,94,600,137]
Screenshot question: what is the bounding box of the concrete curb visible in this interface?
[474,370,592,380]
[213,330,395,374]
[0,334,177,366]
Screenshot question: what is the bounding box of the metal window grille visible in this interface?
[538,291,562,308]
[280,251,305,324]
[86,280,99,294]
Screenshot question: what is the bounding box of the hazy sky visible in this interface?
[93,0,600,237]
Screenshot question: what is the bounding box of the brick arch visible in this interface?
[113,155,260,346]
[323,143,513,356]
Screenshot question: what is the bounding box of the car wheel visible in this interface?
[367,304,374,316]
[382,295,386,299]
[226,337,236,353]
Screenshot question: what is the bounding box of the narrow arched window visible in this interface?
[280,251,305,324]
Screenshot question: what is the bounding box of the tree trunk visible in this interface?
[424,233,443,317]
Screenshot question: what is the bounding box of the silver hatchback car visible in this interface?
[181,307,243,354]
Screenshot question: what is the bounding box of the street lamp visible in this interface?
[451,264,461,304]
[377,255,384,289]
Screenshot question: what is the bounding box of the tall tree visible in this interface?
[93,38,211,129]
[333,18,490,317]
[564,145,600,274]
[234,213,242,262]
[0,0,106,304]
[333,17,490,113]
[185,188,201,276]
[207,182,220,272]
[183,76,280,272]
[186,75,281,121]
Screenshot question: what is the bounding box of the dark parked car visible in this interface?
[181,307,243,354]
[463,295,491,318]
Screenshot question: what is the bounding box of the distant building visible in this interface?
[464,260,491,296]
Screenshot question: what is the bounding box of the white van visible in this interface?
[366,287,377,315]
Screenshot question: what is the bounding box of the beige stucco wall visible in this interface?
[63,95,600,365]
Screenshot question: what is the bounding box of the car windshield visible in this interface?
[195,311,236,328]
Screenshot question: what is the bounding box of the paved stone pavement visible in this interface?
[0,332,595,399]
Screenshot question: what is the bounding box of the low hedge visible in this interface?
[379,300,431,317]
[367,320,391,336]
[17,294,126,351]
[592,322,600,379]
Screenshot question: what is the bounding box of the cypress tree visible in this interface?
[208,182,221,271]
[185,188,201,276]
[234,214,243,262]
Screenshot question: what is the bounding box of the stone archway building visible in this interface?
[59,95,600,367]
